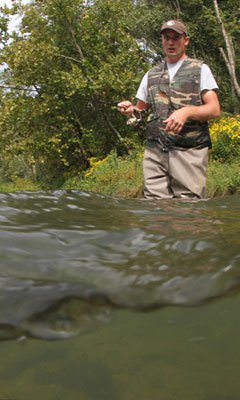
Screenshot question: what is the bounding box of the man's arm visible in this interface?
[163,90,220,134]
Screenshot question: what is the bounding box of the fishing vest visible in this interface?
[146,57,211,151]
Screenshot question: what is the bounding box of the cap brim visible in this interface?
[161,27,186,34]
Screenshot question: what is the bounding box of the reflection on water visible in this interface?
[0,190,239,399]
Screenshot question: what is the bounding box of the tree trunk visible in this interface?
[213,0,240,98]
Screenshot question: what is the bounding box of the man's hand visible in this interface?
[163,91,221,134]
[117,101,135,116]
[163,108,189,134]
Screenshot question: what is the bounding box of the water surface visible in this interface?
[0,191,239,399]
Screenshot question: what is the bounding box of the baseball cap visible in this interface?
[160,20,188,35]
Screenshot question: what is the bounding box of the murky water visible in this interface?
[0,191,239,399]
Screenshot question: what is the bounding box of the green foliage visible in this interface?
[0,179,40,193]
[63,148,144,197]
[207,160,240,197]
[0,154,34,183]
[209,114,240,162]
[0,0,239,189]
[0,0,147,186]
[62,114,240,198]
[64,144,240,199]
[0,5,10,45]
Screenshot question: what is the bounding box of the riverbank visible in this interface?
[63,153,240,198]
[0,151,239,198]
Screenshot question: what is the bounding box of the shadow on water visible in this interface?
[0,190,239,341]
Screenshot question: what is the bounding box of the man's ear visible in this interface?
[185,36,190,46]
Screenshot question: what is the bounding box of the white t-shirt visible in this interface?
[136,59,219,103]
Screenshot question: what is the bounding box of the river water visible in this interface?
[0,190,239,399]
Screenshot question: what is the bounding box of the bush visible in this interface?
[0,155,35,183]
[209,114,240,162]
[63,148,144,197]
[207,160,240,197]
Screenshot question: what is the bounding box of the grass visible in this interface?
[62,149,144,198]
[207,160,240,197]
[0,178,41,193]
[0,152,239,199]
[1,114,239,197]
[62,150,240,198]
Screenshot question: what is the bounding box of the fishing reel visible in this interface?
[126,109,146,127]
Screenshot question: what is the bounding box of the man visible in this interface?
[118,19,220,199]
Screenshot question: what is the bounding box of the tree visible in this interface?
[0,0,239,187]
[0,0,146,185]
[213,0,240,99]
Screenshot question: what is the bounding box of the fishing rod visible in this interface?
[0,84,147,127]
[0,84,53,94]
[0,84,118,107]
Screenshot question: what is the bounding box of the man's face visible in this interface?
[161,29,189,63]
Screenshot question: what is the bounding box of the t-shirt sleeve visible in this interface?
[136,65,218,101]
[200,64,219,92]
[136,72,149,103]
